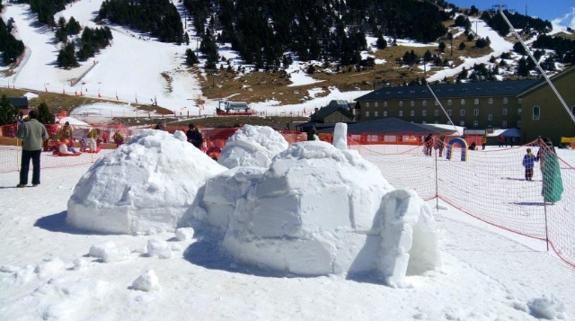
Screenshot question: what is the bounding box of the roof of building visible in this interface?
[316,117,455,135]
[517,66,575,97]
[7,97,29,109]
[311,103,354,122]
[355,79,542,101]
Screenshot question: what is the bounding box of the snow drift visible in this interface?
[218,125,288,169]
[66,130,226,234]
[187,141,440,282]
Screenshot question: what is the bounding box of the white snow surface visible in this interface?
[131,270,160,292]
[66,130,226,234]
[285,61,324,87]
[333,122,348,150]
[1,1,202,112]
[218,125,289,169]
[427,18,514,82]
[0,146,574,320]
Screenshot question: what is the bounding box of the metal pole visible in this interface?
[425,82,457,132]
[435,143,439,211]
[499,9,575,125]
[543,197,549,252]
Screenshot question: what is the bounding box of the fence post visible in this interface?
[434,143,439,211]
[543,200,549,252]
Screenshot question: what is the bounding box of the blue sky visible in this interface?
[448,0,574,22]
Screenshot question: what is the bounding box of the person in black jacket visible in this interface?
[186,123,204,149]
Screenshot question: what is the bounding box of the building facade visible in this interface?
[355,68,575,144]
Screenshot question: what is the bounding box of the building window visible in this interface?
[473,108,479,116]
[374,111,379,117]
[459,120,465,126]
[374,102,379,107]
[434,101,439,106]
[422,100,427,107]
[460,109,466,116]
[503,97,508,104]
[410,100,415,107]
[422,110,427,117]
[502,108,508,116]
[399,101,404,107]
[365,111,370,118]
[518,98,523,104]
[474,98,479,105]
[434,109,439,117]
[384,101,388,107]
[518,108,522,114]
[399,110,404,117]
[410,110,415,117]
[488,113,493,121]
[460,99,466,105]
[532,105,540,120]
[447,99,452,106]
[447,109,453,116]
[488,98,493,105]
[473,120,479,127]
[502,120,508,128]
[365,102,370,108]
[517,120,522,128]
[383,110,388,117]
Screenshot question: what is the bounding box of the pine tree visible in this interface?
[438,41,446,52]
[0,95,17,125]
[517,58,530,77]
[376,34,387,50]
[57,43,78,68]
[37,102,55,124]
[185,49,199,66]
[458,42,466,50]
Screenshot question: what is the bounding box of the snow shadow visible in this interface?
[34,211,105,235]
[183,229,308,279]
[511,202,546,207]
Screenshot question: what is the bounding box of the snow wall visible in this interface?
[218,125,289,169]
[67,130,226,235]
[184,140,440,284]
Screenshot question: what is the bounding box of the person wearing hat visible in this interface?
[16,110,48,187]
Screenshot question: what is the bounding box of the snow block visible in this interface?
[372,189,440,287]
[67,130,226,235]
[333,122,348,150]
[218,125,288,169]
[131,270,160,292]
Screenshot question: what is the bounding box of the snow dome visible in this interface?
[67,130,226,235]
[218,125,289,168]
[221,141,394,275]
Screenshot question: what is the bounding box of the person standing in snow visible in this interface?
[16,110,48,187]
[423,134,433,156]
[522,148,537,181]
[186,123,204,149]
[57,121,73,141]
[536,138,563,204]
[434,135,445,157]
[307,127,319,141]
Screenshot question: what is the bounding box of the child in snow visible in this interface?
[522,148,537,181]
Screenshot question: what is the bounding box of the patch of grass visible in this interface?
[0,87,172,115]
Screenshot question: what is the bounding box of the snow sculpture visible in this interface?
[333,122,348,150]
[218,125,289,169]
[67,130,226,234]
[373,189,440,287]
[220,141,395,275]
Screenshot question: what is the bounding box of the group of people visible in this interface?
[522,137,564,203]
[423,134,447,157]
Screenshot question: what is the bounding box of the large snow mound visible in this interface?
[218,125,289,169]
[216,141,396,275]
[67,130,226,234]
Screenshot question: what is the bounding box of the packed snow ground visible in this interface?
[0,145,573,320]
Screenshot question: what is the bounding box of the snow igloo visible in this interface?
[218,125,289,168]
[186,140,440,285]
[67,130,226,235]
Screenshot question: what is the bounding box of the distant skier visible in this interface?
[307,127,319,141]
[423,134,433,156]
[522,148,537,181]
[434,135,445,157]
